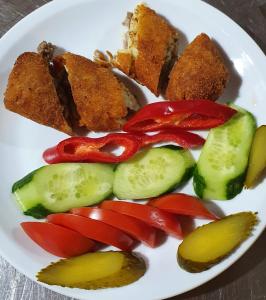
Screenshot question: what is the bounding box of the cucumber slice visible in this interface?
[193,106,256,200]
[13,163,114,218]
[113,146,195,199]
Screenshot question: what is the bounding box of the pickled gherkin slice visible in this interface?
[245,125,266,188]
[37,251,146,289]
[177,212,258,272]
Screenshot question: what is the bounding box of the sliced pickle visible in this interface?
[245,125,266,188]
[37,251,146,289]
[177,212,258,272]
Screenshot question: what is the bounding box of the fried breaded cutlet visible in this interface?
[113,4,178,96]
[165,33,229,101]
[4,52,73,135]
[4,44,139,134]
[55,52,139,131]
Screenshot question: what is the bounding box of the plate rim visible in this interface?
[0,0,265,299]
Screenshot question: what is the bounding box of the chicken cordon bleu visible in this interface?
[4,52,73,135]
[4,45,138,134]
[54,52,139,131]
[113,4,178,96]
[165,33,229,101]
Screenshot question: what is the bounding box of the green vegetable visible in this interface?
[13,163,114,218]
[113,146,195,199]
[245,125,266,188]
[193,106,256,199]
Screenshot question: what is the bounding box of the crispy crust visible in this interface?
[61,52,128,131]
[115,51,132,75]
[4,52,72,134]
[165,33,229,101]
[115,4,178,96]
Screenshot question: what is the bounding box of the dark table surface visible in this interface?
[0,0,266,299]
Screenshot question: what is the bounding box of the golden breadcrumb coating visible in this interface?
[4,52,72,134]
[60,52,129,131]
[165,33,229,101]
[115,4,178,96]
[114,51,132,75]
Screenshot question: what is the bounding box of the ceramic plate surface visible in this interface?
[0,0,265,299]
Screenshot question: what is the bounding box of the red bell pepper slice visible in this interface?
[43,129,204,164]
[43,133,140,164]
[148,193,219,220]
[71,207,158,247]
[21,222,96,258]
[176,114,227,130]
[47,213,136,251]
[139,129,205,148]
[100,200,182,239]
[123,100,237,132]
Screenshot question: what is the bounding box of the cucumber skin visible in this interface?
[193,167,206,199]
[12,167,51,218]
[157,145,195,194]
[114,147,195,199]
[163,146,195,193]
[160,145,182,151]
[193,108,256,200]
[164,165,195,195]
[12,167,44,193]
[226,172,246,199]
[13,163,114,218]
[24,204,52,219]
[194,167,246,200]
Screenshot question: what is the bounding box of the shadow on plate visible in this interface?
[178,216,195,237]
[157,13,189,57]
[246,168,266,190]
[203,200,226,219]
[157,15,189,97]
[176,28,189,57]
[213,39,242,104]
[12,226,46,256]
[114,72,148,107]
[134,251,150,270]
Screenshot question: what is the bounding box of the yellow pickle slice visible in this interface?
[37,251,146,289]
[177,212,258,272]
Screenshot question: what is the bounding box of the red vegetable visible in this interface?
[101,200,183,239]
[43,129,205,164]
[123,100,237,132]
[47,213,136,251]
[71,207,158,247]
[139,129,205,148]
[21,222,96,258]
[43,133,140,164]
[148,193,219,220]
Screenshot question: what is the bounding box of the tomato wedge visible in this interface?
[100,201,182,239]
[71,207,158,247]
[21,222,96,258]
[148,193,219,220]
[47,213,136,251]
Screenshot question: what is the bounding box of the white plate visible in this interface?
[0,0,265,299]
